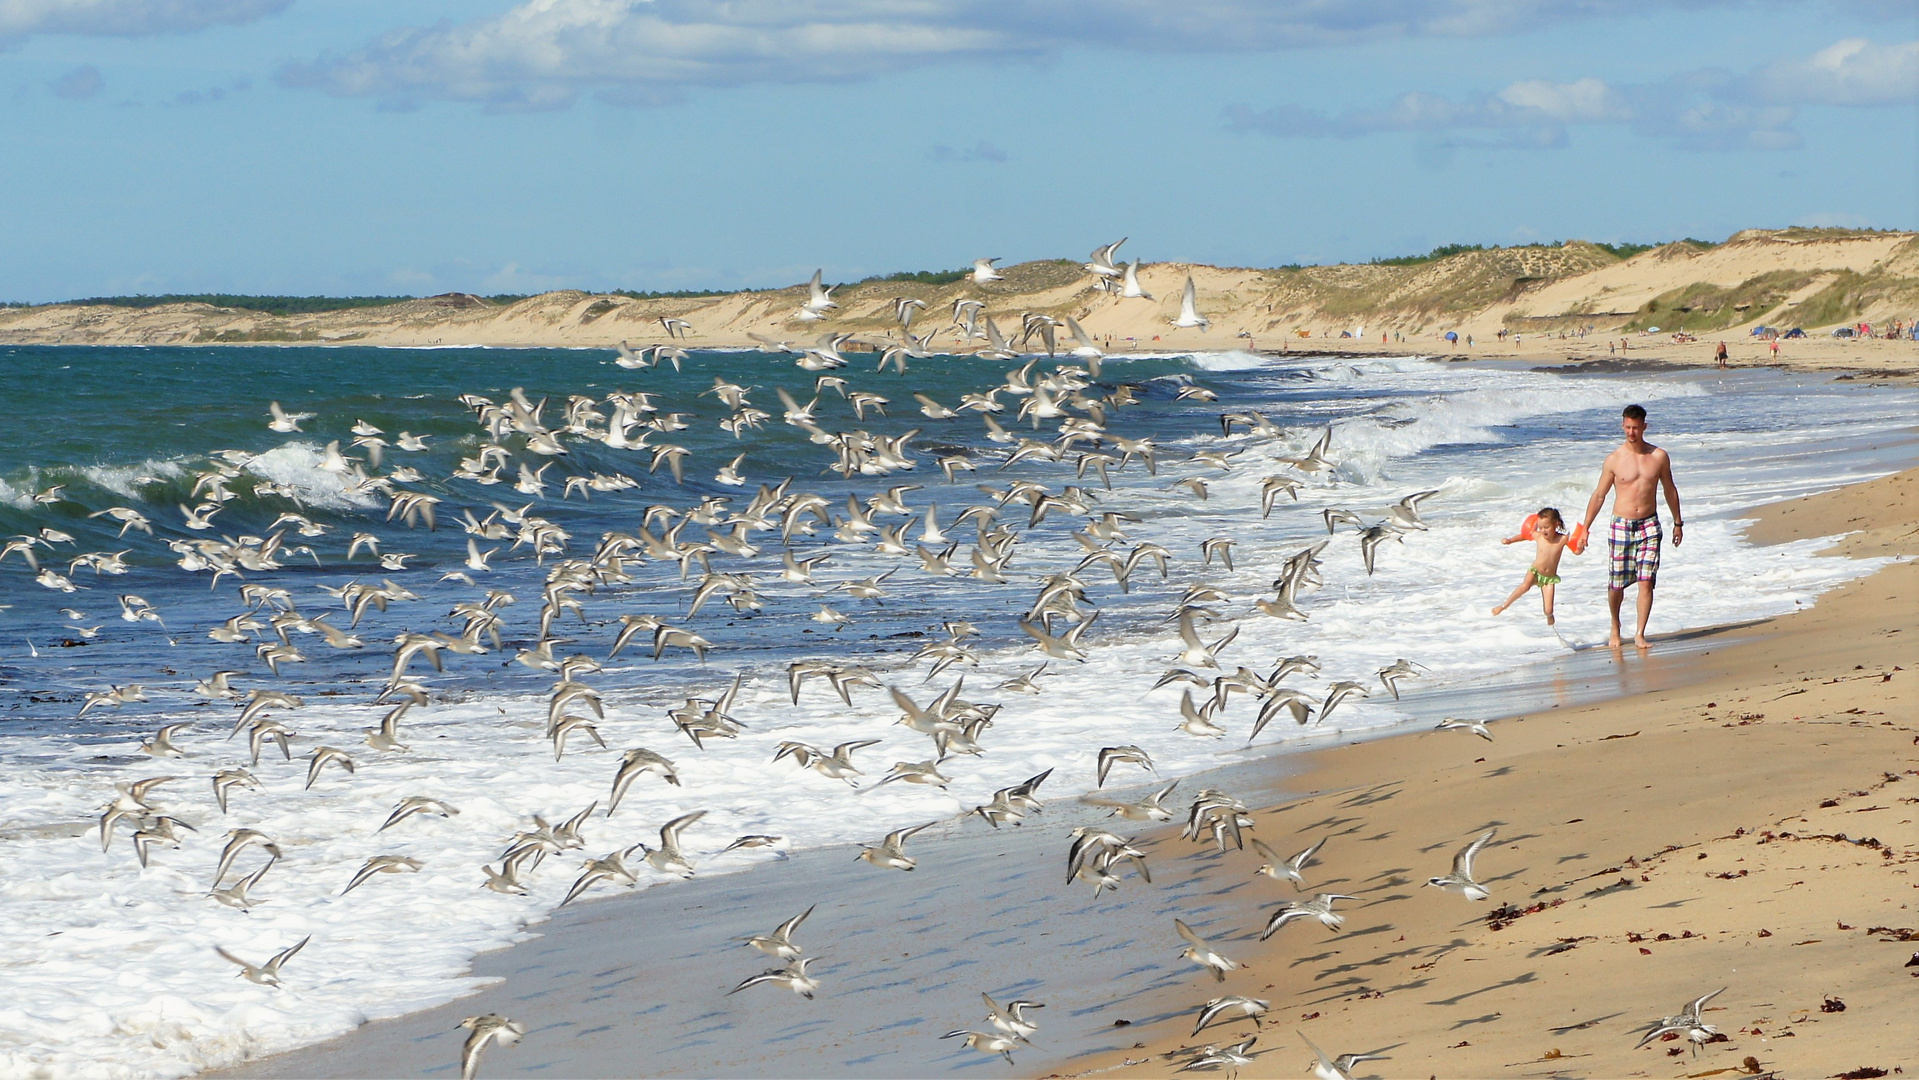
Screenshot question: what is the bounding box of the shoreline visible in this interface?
[217,459,1916,1078]
[7,339,1911,391]
[3,335,1914,382]
[1066,464,1918,1078]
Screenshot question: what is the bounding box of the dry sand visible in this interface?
[1062,467,1918,1079]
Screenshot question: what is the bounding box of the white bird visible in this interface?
[1301,1029,1390,1080]
[266,401,311,433]
[858,822,933,871]
[1192,995,1268,1036]
[215,936,310,986]
[1634,987,1726,1053]
[1175,918,1241,981]
[743,905,814,961]
[1120,258,1154,299]
[942,1028,1019,1065]
[458,1014,526,1080]
[730,956,821,1000]
[1174,275,1211,331]
[1084,238,1126,279]
[1426,829,1495,901]
[981,992,1044,1041]
[1386,489,1439,531]
[972,257,1003,283]
[1261,893,1357,937]
[1251,835,1326,890]
[1434,717,1493,741]
[802,268,837,314]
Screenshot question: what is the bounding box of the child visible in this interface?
[1492,507,1579,625]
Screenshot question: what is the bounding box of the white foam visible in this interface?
[243,444,382,511]
[79,459,190,501]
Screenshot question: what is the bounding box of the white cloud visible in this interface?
[0,0,289,47]
[1743,37,1919,106]
[280,0,1023,111]
[1226,37,1915,153]
[1496,77,1629,122]
[277,0,1751,110]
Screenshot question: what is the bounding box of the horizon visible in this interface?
[2,2,1914,302]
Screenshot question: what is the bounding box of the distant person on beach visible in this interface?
[1492,507,1579,625]
[1581,404,1684,649]
[1715,341,1729,367]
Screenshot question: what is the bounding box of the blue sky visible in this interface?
[2,0,1914,302]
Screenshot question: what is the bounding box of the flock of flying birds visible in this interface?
[10,243,1724,1078]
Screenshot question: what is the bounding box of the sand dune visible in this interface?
[5,230,1914,373]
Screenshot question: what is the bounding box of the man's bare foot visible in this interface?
[1634,634,1649,649]
[1607,629,1623,648]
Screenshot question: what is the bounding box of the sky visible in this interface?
[2,0,1915,302]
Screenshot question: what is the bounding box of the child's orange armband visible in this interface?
[1518,512,1539,540]
[1568,523,1588,554]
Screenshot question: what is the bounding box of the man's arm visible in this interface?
[1582,457,1615,531]
[1660,451,1683,547]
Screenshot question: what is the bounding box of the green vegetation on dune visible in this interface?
[1782,272,1868,328]
[1592,242,1657,260]
[1364,237,1722,271]
[607,287,753,300]
[858,268,972,286]
[1776,270,1919,329]
[1305,242,1620,322]
[56,294,418,315]
[1625,270,1819,332]
[1367,243,1487,267]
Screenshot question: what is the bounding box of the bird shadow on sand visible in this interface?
[1297,813,1367,833]
[1338,785,1404,809]
[1424,970,1536,1007]
[1548,1010,1627,1034]
[1338,922,1397,939]
[1312,945,1424,982]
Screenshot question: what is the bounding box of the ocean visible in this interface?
[0,343,1911,1077]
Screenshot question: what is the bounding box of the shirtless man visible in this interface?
[1581,404,1683,649]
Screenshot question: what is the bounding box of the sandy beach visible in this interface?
[1063,466,1918,1078]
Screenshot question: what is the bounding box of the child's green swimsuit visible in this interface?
[1531,569,1560,586]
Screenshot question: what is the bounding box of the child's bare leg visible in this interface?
[1492,572,1533,615]
[1540,581,1556,624]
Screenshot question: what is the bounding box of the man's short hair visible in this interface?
[1622,404,1647,421]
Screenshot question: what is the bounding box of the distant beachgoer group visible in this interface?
[1493,404,1683,649]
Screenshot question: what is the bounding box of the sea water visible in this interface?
[0,344,1910,1077]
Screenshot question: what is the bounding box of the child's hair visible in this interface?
[1537,507,1564,528]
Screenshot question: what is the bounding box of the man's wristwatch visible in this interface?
[1672,519,1683,526]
